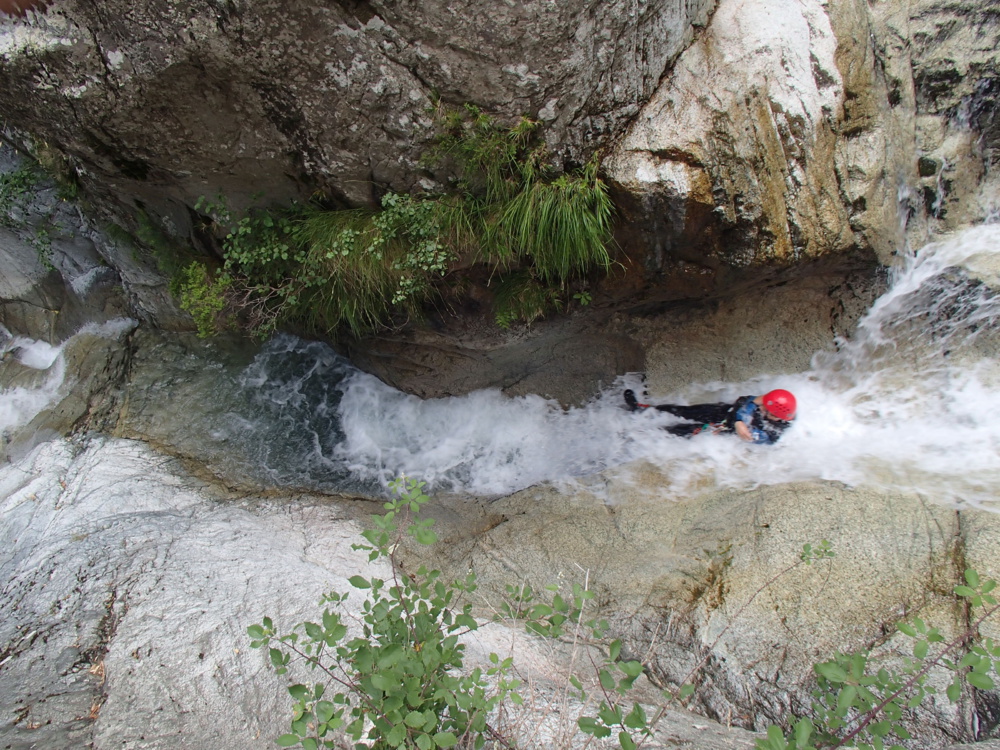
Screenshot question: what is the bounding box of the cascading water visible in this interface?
[0,318,136,435]
[4,226,1000,509]
[0,329,66,433]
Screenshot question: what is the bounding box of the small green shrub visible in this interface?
[176,262,231,338]
[0,162,40,227]
[0,160,65,268]
[248,478,523,750]
[758,567,1000,750]
[191,106,617,338]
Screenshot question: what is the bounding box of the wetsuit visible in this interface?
[655,395,791,444]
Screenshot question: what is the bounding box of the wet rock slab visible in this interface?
[0,437,765,750]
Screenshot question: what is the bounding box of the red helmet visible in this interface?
[762,389,797,420]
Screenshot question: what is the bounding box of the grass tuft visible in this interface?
[190,106,616,338]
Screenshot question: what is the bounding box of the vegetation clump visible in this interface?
[249,478,524,750]
[185,105,615,339]
[251,480,1000,750]
[0,157,63,268]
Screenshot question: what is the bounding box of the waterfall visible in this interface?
[0,319,135,435]
[209,224,1000,508]
[4,227,999,509]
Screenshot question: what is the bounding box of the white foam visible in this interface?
[330,225,1000,509]
[0,318,136,434]
[0,355,65,433]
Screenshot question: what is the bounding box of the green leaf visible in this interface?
[378,645,404,669]
[348,575,371,589]
[578,717,600,735]
[288,684,309,700]
[815,662,849,683]
[414,527,438,546]
[322,610,340,632]
[276,734,300,747]
[386,723,407,746]
[849,652,867,680]
[794,718,813,747]
[954,585,977,598]
[315,701,335,724]
[947,680,962,702]
[959,652,981,669]
[247,624,265,639]
[599,704,622,728]
[623,703,647,730]
[599,669,617,691]
[765,724,787,749]
[619,730,637,750]
[371,673,398,692]
[619,660,643,679]
[967,672,996,690]
[609,640,622,662]
[433,731,458,747]
[913,640,928,660]
[837,685,858,713]
[415,733,433,750]
[404,711,425,728]
[966,569,981,588]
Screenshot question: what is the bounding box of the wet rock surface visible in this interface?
[404,470,1000,745]
[0,436,770,750]
[0,0,713,215]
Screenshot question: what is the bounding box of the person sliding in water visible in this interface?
[624,388,797,444]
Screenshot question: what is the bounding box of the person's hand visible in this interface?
[734,421,754,441]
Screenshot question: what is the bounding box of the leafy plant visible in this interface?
[248,478,524,750]
[176,262,231,338]
[191,105,616,338]
[491,270,559,328]
[0,162,39,226]
[757,567,1000,750]
[0,159,66,268]
[489,159,613,284]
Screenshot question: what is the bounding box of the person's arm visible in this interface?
[733,397,772,443]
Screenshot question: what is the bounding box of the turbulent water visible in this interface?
[5,226,1000,509]
[0,319,136,434]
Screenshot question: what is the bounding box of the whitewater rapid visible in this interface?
[3,225,1000,510]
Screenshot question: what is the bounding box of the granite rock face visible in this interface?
[0,0,714,215]
[4,433,1000,750]
[0,436,769,750]
[2,0,1000,400]
[406,469,1000,746]
[0,0,995,291]
[605,0,1000,272]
